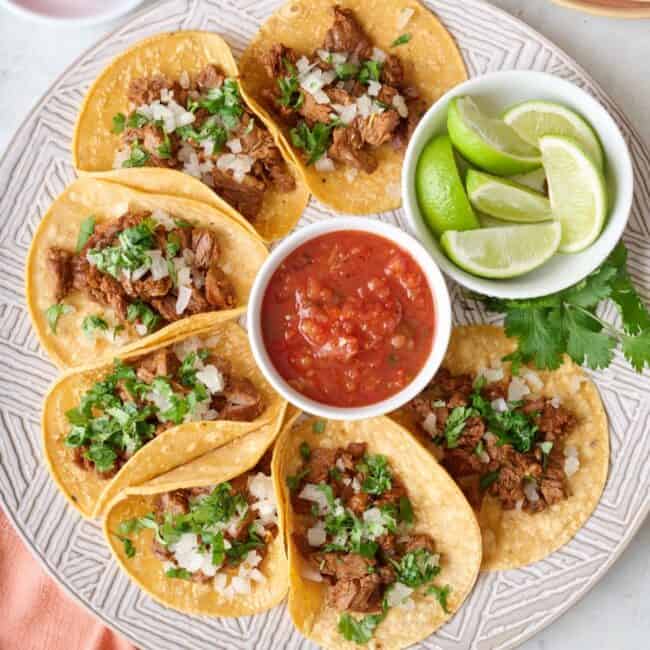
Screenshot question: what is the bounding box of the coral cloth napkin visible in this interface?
[0,507,136,650]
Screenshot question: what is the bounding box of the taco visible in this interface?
[26,177,267,369]
[72,31,310,242]
[103,408,301,616]
[273,416,481,649]
[238,0,466,214]
[41,320,287,519]
[399,325,610,570]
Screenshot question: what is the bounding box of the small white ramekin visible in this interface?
[247,218,451,421]
[402,70,634,300]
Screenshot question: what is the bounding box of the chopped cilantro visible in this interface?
[474,439,485,457]
[391,548,440,587]
[119,536,136,558]
[398,495,414,524]
[312,420,326,434]
[196,79,243,130]
[165,567,192,580]
[121,141,150,168]
[126,300,160,334]
[338,611,386,645]
[111,113,126,134]
[277,74,304,109]
[76,215,96,252]
[335,62,360,80]
[299,441,311,460]
[286,468,309,492]
[427,584,452,613]
[126,111,151,129]
[358,60,382,85]
[329,467,342,482]
[82,315,109,339]
[290,121,337,165]
[166,231,181,258]
[157,132,172,159]
[391,33,412,47]
[357,454,392,495]
[46,303,73,334]
[444,406,476,448]
[479,469,500,491]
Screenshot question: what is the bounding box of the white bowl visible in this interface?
[402,70,634,299]
[247,218,452,421]
[0,0,144,26]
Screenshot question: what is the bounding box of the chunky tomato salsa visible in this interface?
[261,231,435,407]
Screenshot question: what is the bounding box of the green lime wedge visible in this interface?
[415,134,480,236]
[509,168,547,193]
[540,135,608,253]
[441,222,562,278]
[466,169,552,223]
[503,100,604,169]
[447,96,542,175]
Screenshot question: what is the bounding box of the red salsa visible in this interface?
[261,231,435,407]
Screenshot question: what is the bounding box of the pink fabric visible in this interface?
[0,508,136,650]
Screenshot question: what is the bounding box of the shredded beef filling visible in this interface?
[407,368,578,513]
[113,65,295,221]
[260,5,425,173]
[46,209,235,335]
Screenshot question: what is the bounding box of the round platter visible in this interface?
[552,0,650,18]
[0,1,648,648]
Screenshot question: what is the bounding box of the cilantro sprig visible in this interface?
[482,243,650,373]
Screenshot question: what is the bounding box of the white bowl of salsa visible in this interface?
[247,218,451,420]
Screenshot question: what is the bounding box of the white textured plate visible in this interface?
[0,1,648,649]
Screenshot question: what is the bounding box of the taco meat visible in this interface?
[287,440,451,640]
[259,5,427,172]
[46,209,236,337]
[111,65,295,221]
[117,459,279,596]
[406,368,579,513]
[65,336,264,478]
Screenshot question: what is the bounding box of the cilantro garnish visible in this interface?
[479,469,500,491]
[444,406,476,448]
[119,536,136,558]
[76,215,96,252]
[46,303,73,334]
[427,584,452,613]
[112,113,126,134]
[334,62,359,80]
[290,121,338,165]
[299,441,311,460]
[286,468,309,492]
[126,300,160,334]
[121,141,150,168]
[277,74,304,109]
[165,567,192,580]
[196,79,243,130]
[127,112,151,129]
[391,33,412,47]
[82,315,109,339]
[357,60,382,85]
[391,548,440,588]
[356,454,392,495]
[157,132,173,159]
[312,420,326,434]
[482,242,650,373]
[338,611,386,644]
[398,495,414,524]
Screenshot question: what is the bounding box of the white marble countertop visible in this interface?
[0,1,647,648]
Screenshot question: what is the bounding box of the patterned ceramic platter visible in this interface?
[1,1,648,648]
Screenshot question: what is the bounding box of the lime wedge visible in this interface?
[510,168,547,193]
[447,96,542,175]
[415,134,480,236]
[503,100,604,169]
[466,170,552,223]
[441,222,561,278]
[540,135,607,253]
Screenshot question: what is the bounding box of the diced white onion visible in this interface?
[226,138,242,154]
[249,568,266,583]
[523,479,539,503]
[160,87,174,103]
[564,451,580,478]
[216,153,254,183]
[351,478,361,493]
[397,7,415,29]
[422,413,437,435]
[307,521,327,547]
[131,264,150,282]
[491,398,508,413]
[151,208,176,231]
[371,47,387,63]
[179,71,190,89]
[478,450,490,464]
[175,285,192,315]
[356,94,372,117]
[508,377,530,402]
[196,364,226,394]
[148,250,169,280]
[392,93,409,118]
[135,323,148,337]
[315,156,335,172]
[296,56,313,74]
[331,52,348,65]
[299,484,330,513]
[386,582,413,607]
[367,80,382,97]
[479,366,504,383]
[483,431,497,444]
[515,499,524,511]
[523,370,544,392]
[231,576,251,594]
[551,396,562,408]
[335,457,346,472]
